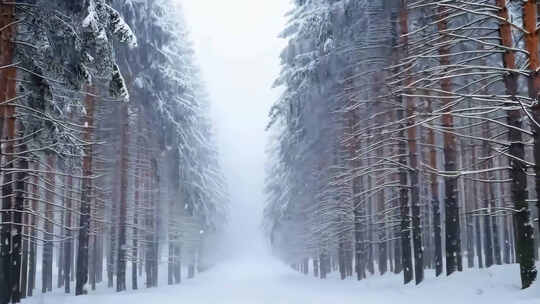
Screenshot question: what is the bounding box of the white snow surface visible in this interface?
[25,258,540,304]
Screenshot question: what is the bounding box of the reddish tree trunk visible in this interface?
[0,2,17,302]
[400,0,424,284]
[436,5,462,276]
[76,87,96,295]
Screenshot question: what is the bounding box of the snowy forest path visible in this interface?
[24,258,538,304]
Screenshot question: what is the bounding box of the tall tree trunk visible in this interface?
[465,140,476,269]
[27,162,39,297]
[76,87,96,295]
[400,0,424,284]
[364,128,374,277]
[492,186,502,265]
[497,0,537,289]
[388,6,408,283]
[175,245,181,284]
[426,95,443,276]
[90,231,98,291]
[392,7,413,284]
[151,162,159,287]
[12,143,28,303]
[500,166,512,264]
[503,216,512,264]
[475,182,484,269]
[116,103,129,292]
[168,150,180,285]
[522,0,540,289]
[57,171,65,289]
[436,5,461,276]
[107,161,120,289]
[42,155,55,293]
[0,1,17,301]
[145,165,153,287]
[20,164,29,300]
[64,165,73,294]
[397,95,412,284]
[482,125,494,268]
[132,144,140,290]
[350,110,365,280]
[376,128,387,276]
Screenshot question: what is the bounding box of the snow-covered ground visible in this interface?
[25,258,540,304]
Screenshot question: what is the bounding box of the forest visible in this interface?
[265,0,540,291]
[3,0,540,304]
[0,0,228,303]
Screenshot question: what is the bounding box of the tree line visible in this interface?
[0,0,228,303]
[265,0,540,290]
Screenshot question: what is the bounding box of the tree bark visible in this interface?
[42,155,55,293]
[132,147,139,290]
[436,5,461,276]
[482,125,494,268]
[116,102,129,292]
[400,0,423,284]
[497,0,538,289]
[64,164,73,293]
[11,143,28,303]
[27,162,39,297]
[76,87,96,295]
[0,1,17,301]
[20,162,29,300]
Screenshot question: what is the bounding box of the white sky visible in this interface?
[179,0,291,259]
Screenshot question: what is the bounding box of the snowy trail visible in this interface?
[26,258,540,304]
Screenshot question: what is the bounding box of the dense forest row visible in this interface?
[0,1,228,303]
[265,0,540,290]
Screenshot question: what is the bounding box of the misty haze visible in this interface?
[0,0,539,304]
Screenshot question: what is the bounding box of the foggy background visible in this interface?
[180,0,291,260]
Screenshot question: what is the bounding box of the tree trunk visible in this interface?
[151,163,160,287]
[12,143,28,303]
[91,232,98,291]
[400,1,423,284]
[116,102,129,292]
[319,253,326,279]
[475,185,484,269]
[64,165,73,294]
[107,162,120,289]
[132,141,141,290]
[350,110,365,280]
[21,163,29,300]
[57,173,65,289]
[42,155,55,293]
[425,97,443,276]
[482,126,494,268]
[390,7,413,285]
[167,150,180,285]
[466,140,476,269]
[27,162,39,297]
[174,245,181,284]
[76,87,96,295]
[375,128,387,276]
[498,0,537,289]
[0,2,17,301]
[436,6,461,276]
